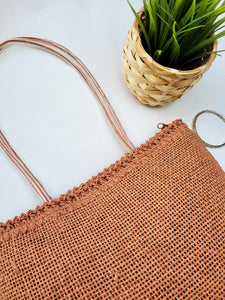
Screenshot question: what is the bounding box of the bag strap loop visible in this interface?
[192,109,225,148]
[0,37,135,203]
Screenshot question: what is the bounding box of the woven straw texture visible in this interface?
[121,8,218,106]
[0,120,225,299]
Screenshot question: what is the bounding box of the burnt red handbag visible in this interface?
[0,37,225,299]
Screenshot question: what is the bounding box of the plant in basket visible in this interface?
[121,0,225,106]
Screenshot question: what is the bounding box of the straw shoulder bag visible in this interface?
[0,37,225,299]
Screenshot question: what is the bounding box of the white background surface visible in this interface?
[0,0,224,222]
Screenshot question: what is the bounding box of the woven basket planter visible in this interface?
[121,8,218,106]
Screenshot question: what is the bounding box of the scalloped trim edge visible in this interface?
[0,119,187,244]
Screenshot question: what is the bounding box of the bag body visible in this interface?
[1,119,225,299]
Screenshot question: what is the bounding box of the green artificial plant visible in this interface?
[128,0,225,69]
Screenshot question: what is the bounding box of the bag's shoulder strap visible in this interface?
[0,37,135,203]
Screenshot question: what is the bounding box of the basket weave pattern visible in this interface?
[121,9,218,106]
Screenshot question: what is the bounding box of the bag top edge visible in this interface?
[0,119,186,243]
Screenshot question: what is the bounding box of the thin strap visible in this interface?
[192,109,225,148]
[0,131,52,202]
[0,37,135,203]
[0,37,135,151]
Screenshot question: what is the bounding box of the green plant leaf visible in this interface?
[172,0,185,20]
[181,30,225,60]
[177,25,205,36]
[180,50,225,67]
[127,0,151,53]
[212,15,225,31]
[178,6,225,33]
[157,13,173,30]
[143,0,150,32]
[196,0,210,17]
[127,0,225,67]
[169,22,181,66]
[158,0,173,49]
[154,49,163,60]
[180,0,196,24]
[158,5,177,25]
[146,0,157,48]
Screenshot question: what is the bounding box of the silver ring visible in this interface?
[192,110,225,149]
